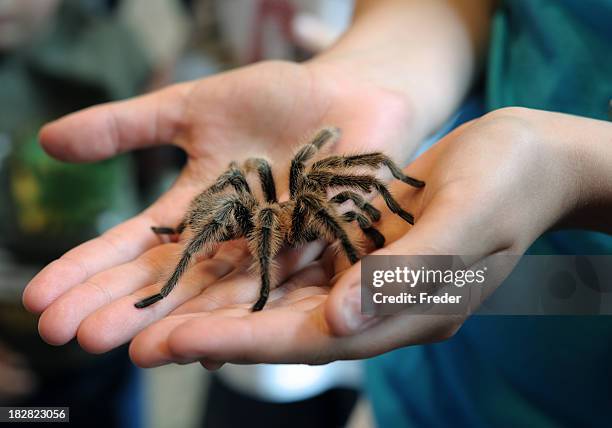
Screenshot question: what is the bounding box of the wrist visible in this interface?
[556,116,612,233]
[306,0,492,142]
[505,107,612,233]
[304,58,428,138]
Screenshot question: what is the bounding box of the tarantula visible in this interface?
[135,127,425,312]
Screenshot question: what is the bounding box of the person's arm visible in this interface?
[540,111,612,234]
[312,0,494,141]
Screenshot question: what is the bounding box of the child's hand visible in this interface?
[22,60,418,353]
[125,107,611,367]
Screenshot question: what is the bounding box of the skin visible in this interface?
[22,0,612,368]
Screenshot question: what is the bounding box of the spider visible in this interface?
[135,127,425,312]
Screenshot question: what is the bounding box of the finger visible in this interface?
[325,190,502,337]
[137,258,447,367]
[165,303,335,364]
[265,262,331,307]
[325,251,520,351]
[23,172,197,314]
[158,296,463,365]
[171,240,326,314]
[129,313,207,367]
[132,303,266,368]
[76,257,235,354]
[22,215,161,314]
[39,83,192,162]
[130,306,247,368]
[129,262,329,367]
[37,243,178,346]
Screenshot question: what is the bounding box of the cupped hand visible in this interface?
[124,107,582,368]
[22,60,416,354]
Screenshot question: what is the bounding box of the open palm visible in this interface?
[23,60,417,362]
[121,108,571,368]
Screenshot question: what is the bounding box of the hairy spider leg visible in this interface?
[243,158,277,202]
[305,171,372,192]
[297,194,360,264]
[329,190,385,247]
[135,197,251,309]
[307,172,417,225]
[330,191,381,222]
[249,207,283,311]
[301,229,319,242]
[289,127,340,198]
[311,153,425,188]
[342,211,385,249]
[369,180,416,225]
[288,197,308,245]
[151,162,252,236]
[207,161,252,194]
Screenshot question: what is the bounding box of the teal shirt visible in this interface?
[487,0,612,120]
[368,1,612,427]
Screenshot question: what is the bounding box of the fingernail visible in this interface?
[343,284,377,333]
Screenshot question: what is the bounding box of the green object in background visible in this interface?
[0,0,151,263]
[487,0,612,121]
[1,124,137,262]
[0,0,152,373]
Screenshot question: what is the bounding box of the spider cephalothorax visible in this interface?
[135,127,425,311]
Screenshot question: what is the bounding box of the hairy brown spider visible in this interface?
[135,127,425,312]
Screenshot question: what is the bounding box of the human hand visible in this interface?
[124,107,591,367]
[23,60,419,354]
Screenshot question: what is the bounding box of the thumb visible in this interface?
[325,197,493,336]
[39,83,191,162]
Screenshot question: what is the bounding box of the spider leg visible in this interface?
[248,207,283,311]
[342,211,385,249]
[244,157,277,202]
[371,180,416,225]
[207,161,251,194]
[135,197,250,308]
[312,153,425,188]
[150,162,252,235]
[288,197,306,245]
[301,229,319,242]
[307,172,373,192]
[296,194,360,264]
[330,191,381,222]
[289,127,340,198]
[307,172,417,225]
[378,155,425,188]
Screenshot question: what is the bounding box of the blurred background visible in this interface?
[0,0,373,427]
